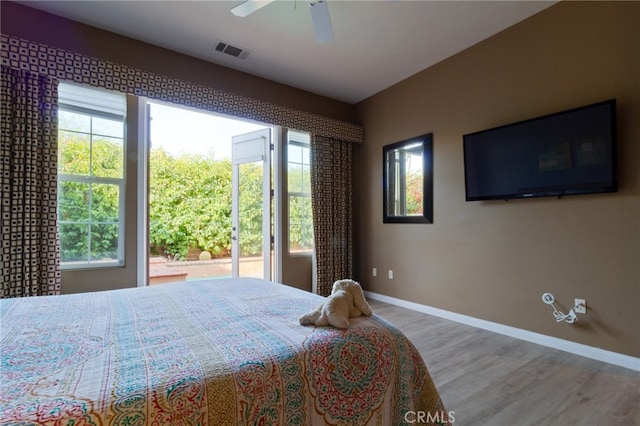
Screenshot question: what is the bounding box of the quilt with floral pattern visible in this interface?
[1,278,448,425]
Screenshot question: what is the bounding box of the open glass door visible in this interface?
[232,128,272,279]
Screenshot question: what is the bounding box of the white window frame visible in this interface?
[57,83,126,270]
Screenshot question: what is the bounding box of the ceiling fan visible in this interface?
[230,0,334,44]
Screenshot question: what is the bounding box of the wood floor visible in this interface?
[368,299,640,425]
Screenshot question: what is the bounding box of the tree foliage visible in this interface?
[59,140,312,262]
[58,128,122,262]
[149,148,235,259]
[149,148,269,260]
[236,162,265,257]
[406,171,423,215]
[287,145,313,252]
[288,194,313,252]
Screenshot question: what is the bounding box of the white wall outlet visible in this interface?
[575,298,586,314]
[372,268,377,277]
[388,270,394,279]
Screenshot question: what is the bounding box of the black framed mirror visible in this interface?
[383,133,433,223]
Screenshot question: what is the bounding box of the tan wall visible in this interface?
[354,2,640,357]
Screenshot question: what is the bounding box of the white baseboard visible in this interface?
[365,291,640,372]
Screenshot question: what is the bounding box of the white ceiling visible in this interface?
[17,0,555,104]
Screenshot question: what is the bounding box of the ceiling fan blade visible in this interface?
[309,1,334,43]
[231,0,275,17]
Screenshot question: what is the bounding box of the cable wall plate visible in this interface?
[542,293,555,304]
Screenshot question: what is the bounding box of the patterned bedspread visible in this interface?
[1,278,448,425]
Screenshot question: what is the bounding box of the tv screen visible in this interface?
[463,99,617,201]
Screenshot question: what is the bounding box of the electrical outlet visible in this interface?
[575,298,586,314]
[372,268,377,277]
[388,270,393,279]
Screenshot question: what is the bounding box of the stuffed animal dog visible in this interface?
[299,279,372,329]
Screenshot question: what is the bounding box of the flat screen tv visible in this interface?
[463,99,617,201]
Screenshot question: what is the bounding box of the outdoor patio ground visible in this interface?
[149,257,263,284]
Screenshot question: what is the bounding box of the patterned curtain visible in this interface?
[310,135,353,296]
[0,65,61,297]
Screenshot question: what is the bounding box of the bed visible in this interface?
[1,278,448,425]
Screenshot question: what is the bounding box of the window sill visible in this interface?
[61,260,124,271]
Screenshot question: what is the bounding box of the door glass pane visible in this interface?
[238,161,264,278]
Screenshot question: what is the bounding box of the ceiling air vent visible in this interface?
[214,40,251,60]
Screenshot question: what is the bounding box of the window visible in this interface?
[287,130,313,254]
[57,82,126,268]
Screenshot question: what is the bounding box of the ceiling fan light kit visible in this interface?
[231,0,334,44]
